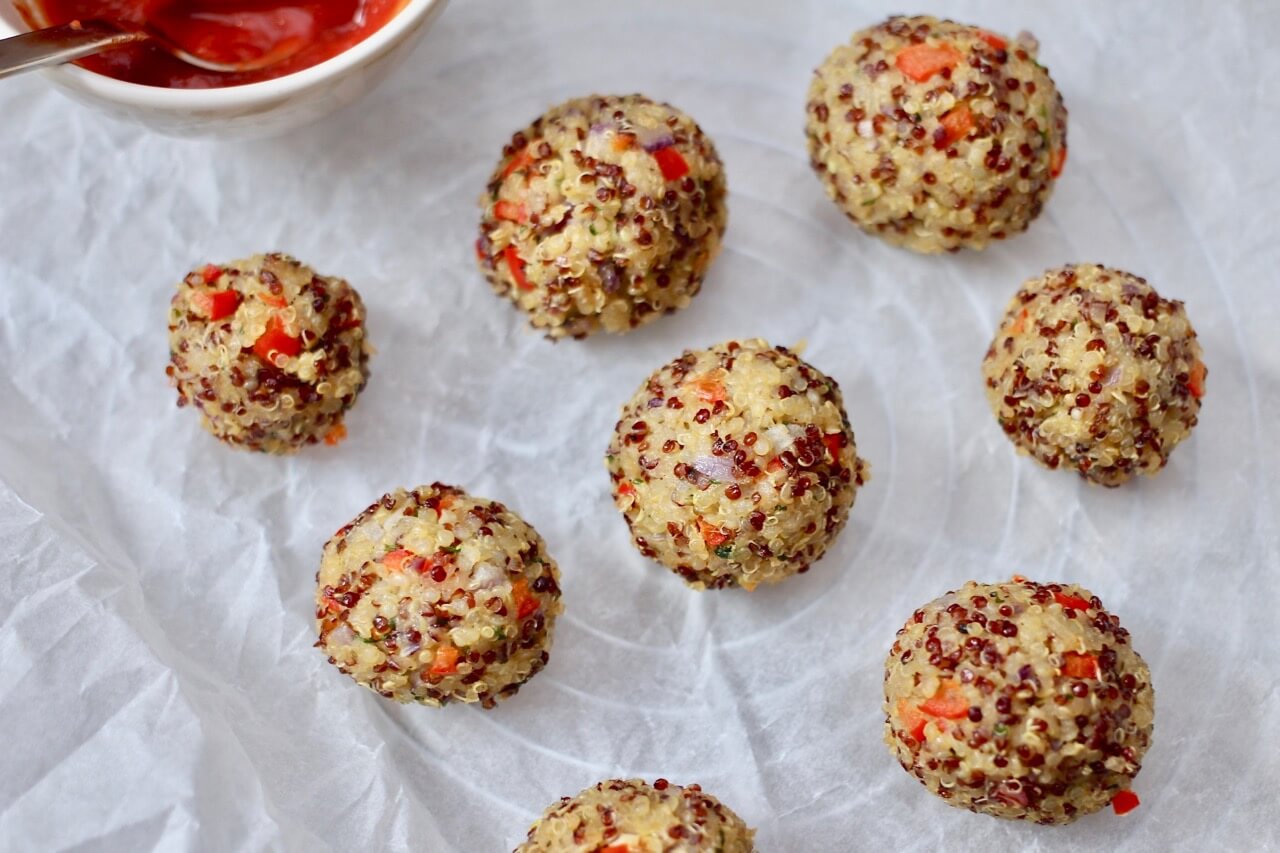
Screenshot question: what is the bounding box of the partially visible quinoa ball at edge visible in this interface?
[316,484,562,708]
[166,253,370,454]
[606,339,869,590]
[478,94,727,339]
[983,264,1205,486]
[806,15,1067,253]
[884,578,1154,824]
[515,778,756,852]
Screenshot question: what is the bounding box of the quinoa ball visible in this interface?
[884,578,1154,824]
[166,253,370,453]
[606,339,868,590]
[983,264,1206,486]
[316,484,562,708]
[477,94,727,339]
[515,778,756,852]
[805,15,1068,253]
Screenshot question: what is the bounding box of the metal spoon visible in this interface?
[0,18,301,80]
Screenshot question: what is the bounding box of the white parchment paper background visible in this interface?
[1,1,1278,850]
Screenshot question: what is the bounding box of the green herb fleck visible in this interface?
[493,626,507,641]
[714,544,733,559]
[444,545,462,554]
[631,478,644,486]
[862,197,877,206]
[589,225,598,235]
[994,723,1008,736]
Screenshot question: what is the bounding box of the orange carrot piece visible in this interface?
[1051,146,1068,178]
[504,245,531,290]
[1053,591,1091,611]
[190,289,240,321]
[895,42,962,82]
[1062,651,1100,680]
[430,644,459,675]
[919,679,969,719]
[939,103,975,147]
[1010,308,1029,335]
[1111,790,1140,815]
[383,549,414,572]
[512,578,540,620]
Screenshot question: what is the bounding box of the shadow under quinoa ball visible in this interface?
[806,15,1067,253]
[884,578,1154,825]
[316,484,562,708]
[606,339,869,590]
[477,94,727,339]
[166,253,370,453]
[516,779,755,852]
[983,264,1206,486]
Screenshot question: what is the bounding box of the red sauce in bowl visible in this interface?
[20,0,408,88]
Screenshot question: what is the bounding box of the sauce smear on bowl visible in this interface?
[22,0,407,87]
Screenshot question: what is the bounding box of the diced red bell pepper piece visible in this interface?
[512,578,540,619]
[494,199,528,223]
[823,433,844,462]
[190,289,240,321]
[1053,591,1091,611]
[504,245,532,291]
[600,845,630,853]
[895,42,962,82]
[652,146,690,181]
[260,293,288,309]
[200,264,222,284]
[1062,651,1100,680]
[691,374,727,403]
[698,518,732,548]
[1010,308,1029,335]
[617,481,636,497]
[1111,790,1140,816]
[897,699,929,743]
[430,644,459,675]
[501,146,534,179]
[919,679,969,719]
[253,314,302,363]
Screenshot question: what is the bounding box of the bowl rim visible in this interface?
[0,0,443,108]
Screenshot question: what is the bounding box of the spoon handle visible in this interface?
[0,21,146,80]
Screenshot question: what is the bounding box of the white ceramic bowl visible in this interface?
[0,0,448,138]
